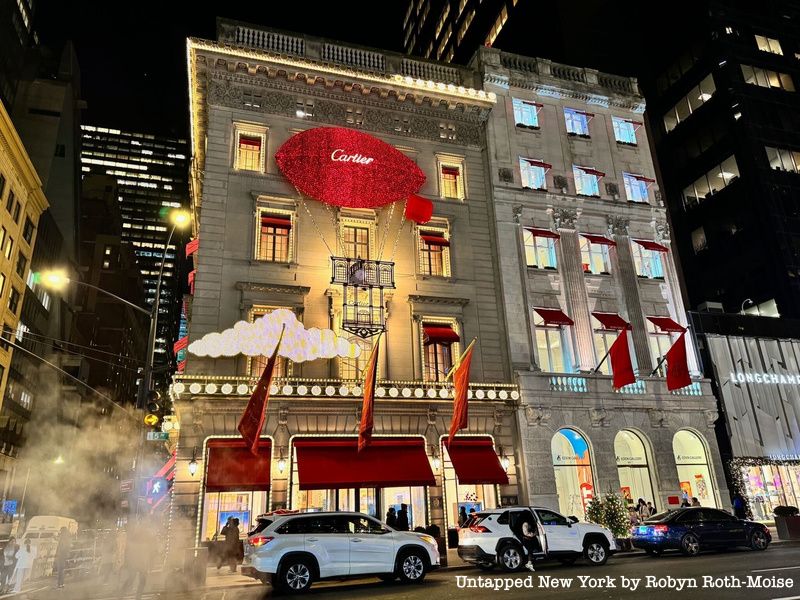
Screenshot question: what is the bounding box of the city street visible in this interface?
[13,544,800,600]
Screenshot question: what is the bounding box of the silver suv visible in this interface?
[242,511,440,593]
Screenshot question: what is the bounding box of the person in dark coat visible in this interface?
[732,494,747,519]
[395,504,409,531]
[118,519,154,600]
[224,518,241,573]
[54,528,71,589]
[458,506,468,527]
[385,507,397,528]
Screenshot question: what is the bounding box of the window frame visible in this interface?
[255,208,294,263]
[512,98,541,128]
[532,313,572,373]
[564,108,591,137]
[523,230,557,269]
[233,125,268,173]
[417,222,451,277]
[519,158,547,191]
[631,242,665,279]
[580,238,612,274]
[612,117,638,145]
[436,155,466,200]
[420,318,461,382]
[622,173,650,203]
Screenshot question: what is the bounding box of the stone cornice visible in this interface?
[235,282,311,295]
[408,294,470,307]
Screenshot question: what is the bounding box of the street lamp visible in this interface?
[188,447,198,477]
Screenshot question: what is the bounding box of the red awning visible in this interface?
[185,237,199,258]
[630,174,656,184]
[624,119,644,128]
[294,437,436,490]
[527,227,560,239]
[445,437,509,485]
[421,234,450,247]
[647,316,686,333]
[441,166,461,177]
[206,439,272,492]
[592,312,630,331]
[569,109,595,118]
[423,325,460,345]
[261,216,292,230]
[634,239,669,253]
[524,159,553,170]
[582,233,616,247]
[521,100,544,108]
[577,166,605,178]
[533,307,574,326]
[239,135,262,149]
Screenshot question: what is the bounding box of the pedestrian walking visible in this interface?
[395,504,409,531]
[690,497,701,507]
[224,518,240,573]
[458,506,468,527]
[385,507,397,528]
[54,528,71,589]
[118,519,154,600]
[2,537,18,593]
[13,537,36,593]
[646,501,656,516]
[732,494,747,519]
[636,498,649,521]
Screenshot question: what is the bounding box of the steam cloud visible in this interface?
[187,308,361,362]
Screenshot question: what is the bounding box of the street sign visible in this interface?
[2,500,17,514]
[120,479,134,493]
[146,431,169,441]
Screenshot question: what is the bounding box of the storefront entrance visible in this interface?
[740,461,800,521]
[615,430,655,508]
[552,428,594,521]
[673,430,717,508]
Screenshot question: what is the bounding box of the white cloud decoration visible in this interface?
[188,309,362,362]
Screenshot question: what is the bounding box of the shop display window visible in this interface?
[673,430,717,508]
[742,463,800,521]
[442,447,498,529]
[551,428,594,521]
[201,491,268,541]
[615,430,655,507]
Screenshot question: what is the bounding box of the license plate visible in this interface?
[638,526,648,534]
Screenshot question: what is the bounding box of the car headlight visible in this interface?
[419,534,436,546]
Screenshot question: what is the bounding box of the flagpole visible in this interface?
[445,337,477,382]
[593,347,612,374]
[650,355,667,377]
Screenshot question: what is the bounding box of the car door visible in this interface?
[705,509,748,545]
[302,516,351,578]
[342,515,395,575]
[676,509,710,543]
[534,509,580,552]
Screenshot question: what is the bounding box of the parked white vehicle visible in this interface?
[458,507,617,570]
[242,511,439,593]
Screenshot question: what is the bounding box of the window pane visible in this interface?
[741,64,756,85]
[719,156,739,186]
[780,73,795,92]
[767,70,782,88]
[535,329,552,371]
[675,98,690,122]
[664,109,678,132]
[693,174,711,200]
[766,146,783,170]
[523,229,536,266]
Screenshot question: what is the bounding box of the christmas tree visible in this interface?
[602,492,630,538]
[585,495,604,526]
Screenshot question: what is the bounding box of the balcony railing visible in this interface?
[545,372,707,397]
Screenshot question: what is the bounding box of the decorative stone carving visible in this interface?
[606,215,629,236]
[704,409,718,428]
[499,168,514,184]
[427,406,438,426]
[262,91,295,115]
[548,207,580,230]
[524,406,551,427]
[208,78,243,106]
[278,405,289,427]
[654,189,663,205]
[553,175,568,192]
[313,99,349,122]
[589,408,609,427]
[493,409,504,435]
[648,409,667,428]
[511,205,523,224]
[651,219,671,244]
[605,182,620,198]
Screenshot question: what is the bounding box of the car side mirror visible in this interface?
[567,516,578,525]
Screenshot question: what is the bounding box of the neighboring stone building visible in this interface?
[168,20,520,560]
[474,47,730,517]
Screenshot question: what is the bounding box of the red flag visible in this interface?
[358,335,382,452]
[237,328,285,456]
[666,332,692,391]
[609,330,636,389]
[404,194,434,224]
[448,340,476,445]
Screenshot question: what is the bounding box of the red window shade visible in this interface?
[206,439,272,492]
[423,325,460,345]
[592,312,630,331]
[524,159,553,170]
[582,233,616,247]
[533,307,574,326]
[577,166,605,178]
[293,437,436,490]
[647,316,686,333]
[261,216,292,230]
[521,100,544,107]
[444,437,508,485]
[239,135,262,150]
[421,234,450,247]
[634,239,669,252]
[527,227,559,239]
[630,174,656,184]
[624,119,644,128]
[441,166,461,177]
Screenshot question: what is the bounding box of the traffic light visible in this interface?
[144,391,162,429]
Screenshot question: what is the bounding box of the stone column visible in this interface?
[549,207,595,372]
[609,216,652,373]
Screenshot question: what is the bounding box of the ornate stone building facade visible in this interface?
[474,47,730,517]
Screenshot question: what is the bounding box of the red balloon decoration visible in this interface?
[404,194,434,224]
[275,127,426,208]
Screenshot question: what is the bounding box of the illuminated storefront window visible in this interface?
[442,444,498,529]
[201,491,269,541]
[741,462,800,521]
[673,430,717,507]
[551,428,594,520]
[615,430,655,507]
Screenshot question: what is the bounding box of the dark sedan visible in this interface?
[631,507,771,557]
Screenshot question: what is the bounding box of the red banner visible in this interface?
[666,332,692,391]
[448,341,476,445]
[185,237,199,258]
[609,331,636,389]
[358,335,381,452]
[173,336,188,355]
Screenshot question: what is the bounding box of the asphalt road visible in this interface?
[16,544,800,600]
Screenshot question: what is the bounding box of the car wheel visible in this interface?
[558,556,578,566]
[645,548,663,557]
[377,573,397,582]
[680,533,700,557]
[497,543,524,572]
[397,550,427,584]
[276,558,314,594]
[478,563,495,571]
[750,530,769,551]
[583,540,609,566]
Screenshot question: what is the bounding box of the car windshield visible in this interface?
[644,511,676,523]
[463,513,489,528]
[248,518,273,536]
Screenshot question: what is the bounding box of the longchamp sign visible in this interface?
[730,371,800,385]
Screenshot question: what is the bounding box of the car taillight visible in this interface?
[250,536,273,547]
[653,524,669,534]
[470,525,490,533]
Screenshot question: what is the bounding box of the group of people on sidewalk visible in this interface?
[1,536,37,593]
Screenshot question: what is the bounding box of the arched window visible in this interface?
[551,428,594,520]
[615,430,655,508]
[673,430,717,508]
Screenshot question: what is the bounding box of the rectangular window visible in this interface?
[256,211,292,262]
[485,5,508,46]
[339,336,374,380]
[623,173,651,202]
[592,328,617,375]
[573,165,602,196]
[682,155,739,207]
[532,312,572,373]
[741,64,795,91]
[422,322,460,382]
[520,158,548,190]
[418,227,451,277]
[647,320,674,375]
[235,130,266,172]
[612,117,638,145]
[457,9,475,44]
[12,201,20,224]
[765,146,800,173]
[424,342,452,382]
[0,273,5,297]
[755,34,783,55]
[0,174,5,201]
[580,238,612,274]
[663,74,716,132]
[8,288,20,314]
[342,225,370,259]
[5,190,14,213]
[512,98,541,128]
[523,230,557,268]
[691,227,708,253]
[564,108,591,136]
[631,243,664,278]
[439,160,465,199]
[4,236,13,260]
[15,253,27,278]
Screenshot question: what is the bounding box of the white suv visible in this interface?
[458,507,617,570]
[241,511,440,593]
